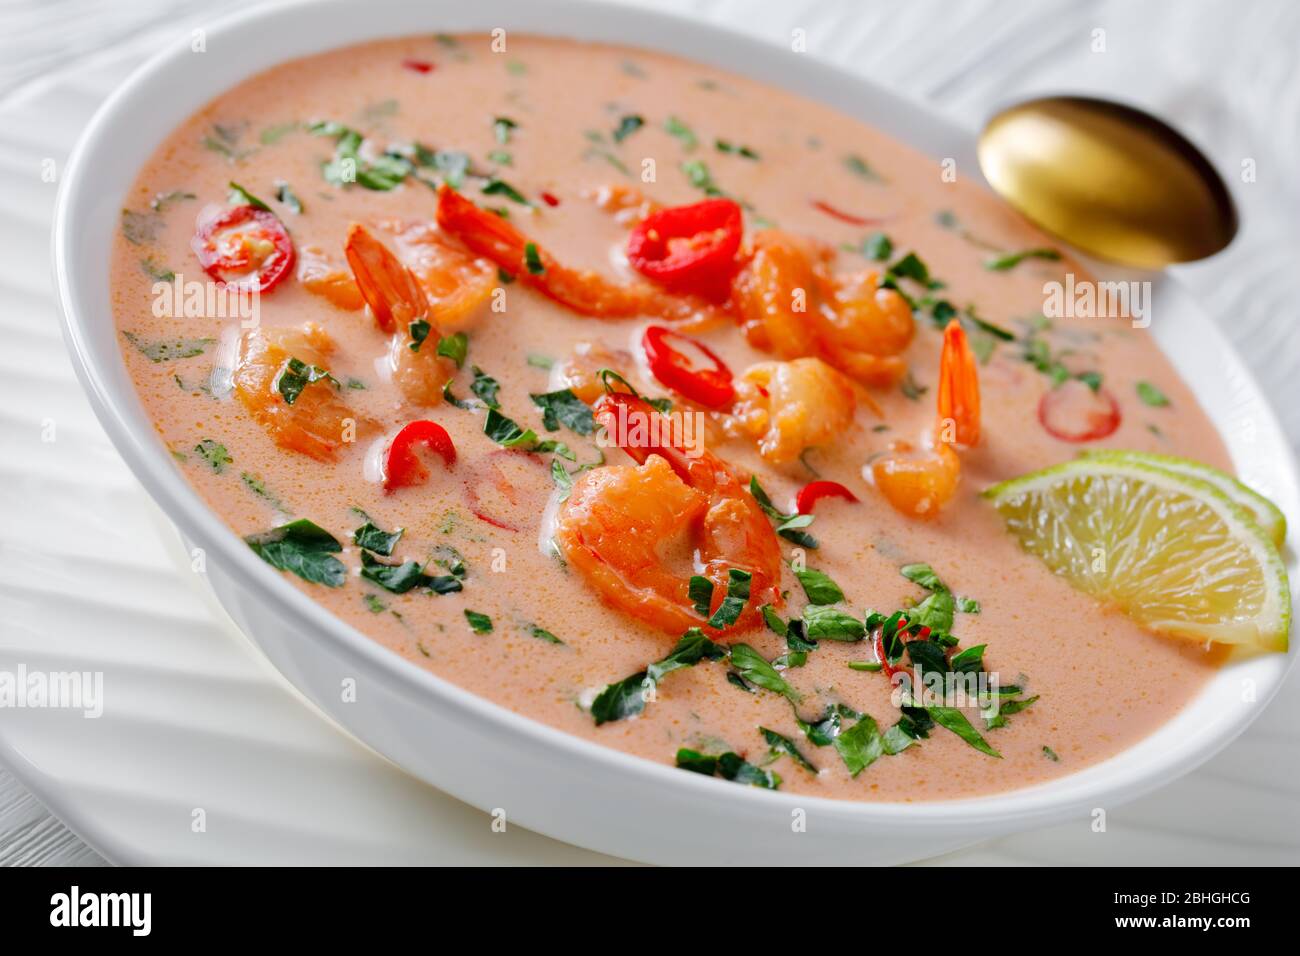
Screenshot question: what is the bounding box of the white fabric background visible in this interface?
[1,0,1296,865]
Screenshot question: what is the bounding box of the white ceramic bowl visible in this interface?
[54,0,1298,865]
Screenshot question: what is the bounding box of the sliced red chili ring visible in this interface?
[384,420,456,491]
[1037,379,1121,442]
[191,204,295,293]
[641,325,735,409]
[810,199,880,227]
[402,59,434,73]
[794,480,859,514]
[626,198,742,300]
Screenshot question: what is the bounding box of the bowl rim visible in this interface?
[52,0,1297,833]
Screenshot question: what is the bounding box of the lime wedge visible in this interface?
[984,458,1290,650]
[1082,449,1287,549]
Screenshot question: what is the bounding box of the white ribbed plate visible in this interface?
[3,0,1298,865]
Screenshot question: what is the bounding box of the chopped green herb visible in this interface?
[675,749,780,789]
[193,439,231,473]
[688,575,714,617]
[528,625,564,645]
[613,115,645,143]
[900,371,928,401]
[681,159,722,196]
[591,628,727,724]
[364,593,387,613]
[664,116,698,150]
[464,610,493,634]
[728,642,798,701]
[715,139,759,159]
[435,331,468,368]
[928,705,1000,757]
[259,122,298,145]
[121,331,214,363]
[408,319,432,352]
[526,353,554,370]
[844,153,883,183]
[227,181,270,210]
[483,408,573,459]
[150,190,196,212]
[834,713,884,777]
[802,605,865,642]
[469,366,500,409]
[353,520,402,556]
[245,519,345,587]
[1137,381,1170,407]
[793,567,845,605]
[861,232,893,261]
[985,247,1061,271]
[847,660,882,672]
[482,177,530,206]
[530,389,595,435]
[276,357,336,405]
[706,569,752,628]
[524,241,545,274]
[120,209,160,245]
[360,551,462,595]
[760,727,817,773]
[1042,745,1060,762]
[748,476,819,549]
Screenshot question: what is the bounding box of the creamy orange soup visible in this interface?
[111,34,1229,801]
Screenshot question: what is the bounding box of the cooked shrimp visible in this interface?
[555,393,783,636]
[231,323,374,461]
[298,246,364,311]
[869,320,980,517]
[435,184,721,324]
[551,342,636,404]
[381,219,497,330]
[727,357,857,465]
[732,229,914,388]
[345,224,455,406]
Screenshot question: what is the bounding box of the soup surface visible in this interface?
[111,34,1229,801]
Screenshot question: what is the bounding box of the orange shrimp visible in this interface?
[231,323,375,461]
[551,342,637,405]
[870,320,980,517]
[345,224,455,406]
[434,184,721,324]
[728,357,857,465]
[555,393,783,637]
[583,183,660,226]
[297,246,364,311]
[381,219,497,330]
[731,229,914,388]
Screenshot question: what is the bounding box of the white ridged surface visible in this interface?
[1,0,1297,865]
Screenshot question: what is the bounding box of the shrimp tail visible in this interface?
[936,319,980,446]
[345,223,429,333]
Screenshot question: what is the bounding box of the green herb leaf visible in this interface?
[408,319,432,352]
[862,231,892,261]
[928,705,1001,757]
[121,331,215,363]
[591,628,726,724]
[353,520,402,556]
[728,643,798,701]
[245,519,346,587]
[435,331,468,368]
[1136,381,1170,407]
[675,749,780,789]
[464,609,493,633]
[689,575,714,617]
[360,551,461,595]
[664,115,698,150]
[802,604,865,642]
[227,181,270,211]
[794,567,845,605]
[194,439,232,473]
[844,153,882,183]
[524,241,545,274]
[985,247,1061,271]
[613,114,645,143]
[276,357,336,405]
[834,713,884,777]
[530,389,595,435]
[760,727,817,773]
[482,178,530,206]
[706,568,751,628]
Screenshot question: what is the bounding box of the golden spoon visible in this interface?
[977,95,1237,269]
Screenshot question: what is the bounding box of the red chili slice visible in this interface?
[540,191,561,207]
[641,325,736,408]
[810,199,881,226]
[626,198,742,300]
[402,59,434,73]
[191,205,295,293]
[1038,379,1121,442]
[794,480,859,514]
[384,420,456,491]
[874,630,902,680]
[463,449,548,531]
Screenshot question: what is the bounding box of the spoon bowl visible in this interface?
[978,95,1237,269]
